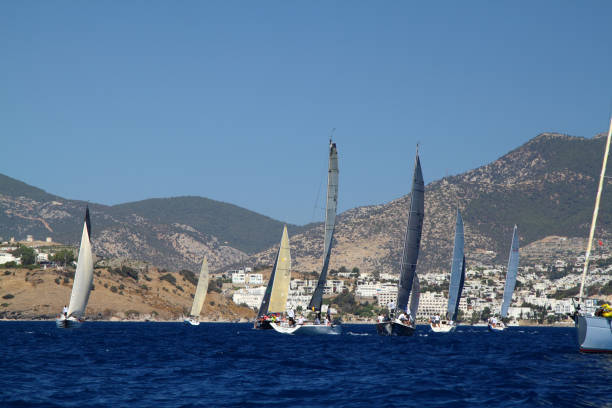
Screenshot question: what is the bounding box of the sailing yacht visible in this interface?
[488,225,519,332]
[56,207,94,329]
[271,140,340,335]
[254,226,291,330]
[184,257,210,326]
[573,117,612,353]
[377,148,424,336]
[430,209,465,333]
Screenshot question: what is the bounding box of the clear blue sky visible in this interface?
[2,1,612,225]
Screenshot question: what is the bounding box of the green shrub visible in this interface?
[159,273,177,285]
[2,294,14,299]
[110,286,118,293]
[180,269,197,285]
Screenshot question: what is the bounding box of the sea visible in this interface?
[0,322,610,408]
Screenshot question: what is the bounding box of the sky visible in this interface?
[2,1,612,225]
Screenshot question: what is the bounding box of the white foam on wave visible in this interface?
[347,332,369,336]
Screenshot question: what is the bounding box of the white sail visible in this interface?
[579,117,612,301]
[190,257,210,317]
[67,210,94,318]
[268,226,291,313]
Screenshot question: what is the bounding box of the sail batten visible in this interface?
[190,257,210,317]
[67,207,94,319]
[396,153,425,312]
[447,209,465,321]
[308,142,339,312]
[501,225,519,318]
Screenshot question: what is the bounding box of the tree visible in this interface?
[12,245,35,265]
[481,306,492,322]
[51,249,75,266]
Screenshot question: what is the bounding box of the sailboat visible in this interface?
[254,226,291,330]
[56,207,94,329]
[488,225,519,332]
[377,148,425,336]
[430,209,465,333]
[271,140,340,335]
[573,117,612,353]
[184,257,210,326]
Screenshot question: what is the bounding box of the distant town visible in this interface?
[1,234,610,323]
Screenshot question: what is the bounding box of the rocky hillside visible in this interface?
[0,266,255,321]
[0,175,303,271]
[1,131,610,275]
[247,132,611,274]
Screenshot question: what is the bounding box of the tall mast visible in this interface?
[396,146,425,313]
[579,117,612,301]
[307,140,339,312]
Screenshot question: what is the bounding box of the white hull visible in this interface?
[488,323,505,332]
[184,318,200,326]
[270,322,341,335]
[430,322,456,333]
[576,315,612,353]
[56,316,82,329]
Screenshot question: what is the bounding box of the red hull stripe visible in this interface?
[580,348,612,354]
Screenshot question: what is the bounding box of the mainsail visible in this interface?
[446,209,465,321]
[268,226,292,313]
[67,207,94,318]
[408,274,420,320]
[500,225,519,318]
[396,151,425,313]
[257,226,292,317]
[189,257,210,318]
[308,141,339,312]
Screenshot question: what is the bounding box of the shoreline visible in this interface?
[0,318,575,327]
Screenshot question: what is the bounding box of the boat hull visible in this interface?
[184,318,200,326]
[270,322,341,335]
[430,323,456,333]
[576,315,612,353]
[253,319,274,330]
[56,316,82,329]
[376,321,415,336]
[488,323,505,332]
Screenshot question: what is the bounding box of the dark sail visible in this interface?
[453,256,466,321]
[408,274,420,320]
[501,226,519,318]
[447,209,465,321]
[396,152,425,313]
[85,205,91,240]
[257,250,279,318]
[308,141,339,312]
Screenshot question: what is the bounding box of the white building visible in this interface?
[246,273,263,285]
[0,253,19,265]
[231,271,246,284]
[379,273,398,282]
[232,286,266,309]
[377,284,398,308]
[356,282,380,298]
[417,292,447,318]
[324,280,344,295]
[507,306,532,320]
[551,299,573,315]
[36,252,49,262]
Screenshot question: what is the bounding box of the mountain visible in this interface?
[1,131,610,274]
[247,132,612,274]
[0,176,302,271]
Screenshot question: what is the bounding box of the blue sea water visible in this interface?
[0,323,610,407]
